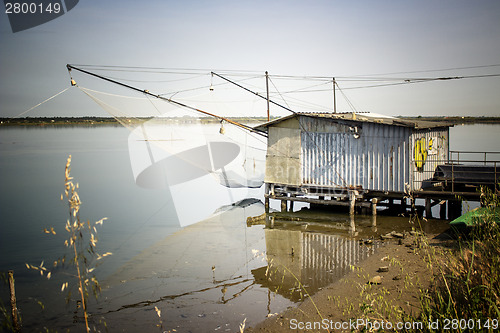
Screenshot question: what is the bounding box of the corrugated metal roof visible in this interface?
[255,112,451,130]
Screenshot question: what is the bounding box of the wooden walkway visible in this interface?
[265,155,499,221]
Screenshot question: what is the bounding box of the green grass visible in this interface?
[401,186,500,332]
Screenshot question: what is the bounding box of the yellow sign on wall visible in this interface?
[414,137,428,171]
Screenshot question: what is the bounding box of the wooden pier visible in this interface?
[265,180,498,221]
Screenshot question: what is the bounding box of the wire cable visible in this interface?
[11,87,70,118]
[268,76,292,111]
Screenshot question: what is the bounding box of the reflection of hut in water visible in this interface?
[254,228,380,302]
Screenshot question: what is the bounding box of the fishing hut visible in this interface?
[255,112,482,219]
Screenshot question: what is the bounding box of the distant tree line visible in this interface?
[399,115,500,124]
[1,115,499,127]
[0,116,275,126]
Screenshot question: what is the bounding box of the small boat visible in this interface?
[449,207,500,227]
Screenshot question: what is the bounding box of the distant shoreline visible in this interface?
[0,116,273,127]
[1,115,499,127]
[398,116,500,125]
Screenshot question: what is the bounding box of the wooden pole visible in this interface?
[371,198,378,216]
[281,199,287,213]
[8,270,21,333]
[401,198,407,215]
[264,183,270,213]
[349,191,356,216]
[333,77,337,113]
[425,198,433,219]
[264,183,271,227]
[349,214,356,236]
[265,71,270,121]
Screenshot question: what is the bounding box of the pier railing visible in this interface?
[414,151,500,196]
[449,151,500,166]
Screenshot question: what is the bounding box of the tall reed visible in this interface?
[26,155,111,332]
[402,186,500,332]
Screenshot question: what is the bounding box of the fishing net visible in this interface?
[70,70,268,184]
[67,68,272,225]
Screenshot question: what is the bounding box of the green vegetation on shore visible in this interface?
[355,187,500,332]
[402,187,500,332]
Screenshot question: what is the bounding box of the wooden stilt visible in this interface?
[349,214,356,236]
[371,198,378,216]
[281,199,287,212]
[371,215,377,232]
[401,198,407,215]
[425,198,432,219]
[265,214,274,229]
[349,191,356,216]
[264,183,271,228]
[264,183,270,213]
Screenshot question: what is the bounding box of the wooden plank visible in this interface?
[266,194,371,208]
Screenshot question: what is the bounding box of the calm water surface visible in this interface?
[0,123,498,332]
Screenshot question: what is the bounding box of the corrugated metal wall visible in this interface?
[300,116,411,192]
[410,127,449,191]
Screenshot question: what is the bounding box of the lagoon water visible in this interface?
[0,123,499,332]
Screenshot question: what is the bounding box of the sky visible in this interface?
[1,0,500,118]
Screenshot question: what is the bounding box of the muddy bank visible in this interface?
[247,230,454,332]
